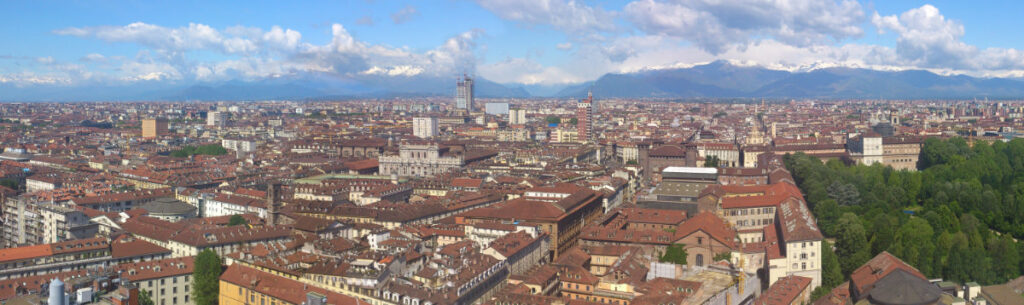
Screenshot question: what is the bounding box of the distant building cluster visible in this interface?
[1,92,1023,305]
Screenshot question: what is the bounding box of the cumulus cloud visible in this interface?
[866,4,1024,73]
[475,0,616,37]
[14,2,1024,88]
[391,5,420,24]
[40,21,486,84]
[624,0,865,54]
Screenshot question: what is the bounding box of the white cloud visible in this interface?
[475,0,616,37]
[479,57,582,84]
[391,5,420,24]
[623,0,865,54]
[361,65,424,77]
[556,42,572,50]
[866,5,1024,74]
[80,53,107,62]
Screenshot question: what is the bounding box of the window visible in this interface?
[697,237,703,245]
[173,297,177,305]
[802,262,807,270]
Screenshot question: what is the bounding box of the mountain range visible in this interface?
[3,61,1024,101]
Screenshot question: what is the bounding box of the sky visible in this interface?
[1,0,1023,88]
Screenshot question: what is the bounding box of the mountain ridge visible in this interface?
[3,61,1024,101]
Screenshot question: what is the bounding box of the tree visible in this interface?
[704,155,720,168]
[545,116,561,124]
[228,215,247,226]
[835,213,871,276]
[660,244,688,265]
[193,249,223,305]
[0,179,17,190]
[139,289,155,305]
[821,241,844,288]
[891,218,936,276]
[568,118,578,125]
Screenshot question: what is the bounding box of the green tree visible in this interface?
[869,214,894,256]
[568,118,578,125]
[228,215,247,226]
[0,179,17,190]
[891,218,937,276]
[704,155,720,168]
[821,240,844,288]
[139,289,155,305]
[660,244,688,265]
[193,249,223,305]
[545,116,561,124]
[835,213,871,276]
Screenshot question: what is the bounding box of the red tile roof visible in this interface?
[219,264,362,305]
[752,275,811,305]
[673,212,737,248]
[849,251,926,299]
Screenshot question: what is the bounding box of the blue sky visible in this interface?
[2,0,1023,87]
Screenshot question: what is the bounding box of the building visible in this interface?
[219,264,360,305]
[456,75,475,111]
[485,102,510,115]
[576,91,594,143]
[142,118,169,138]
[456,184,604,258]
[40,204,97,243]
[753,275,812,305]
[671,212,738,267]
[549,129,579,143]
[378,144,463,177]
[814,252,953,305]
[847,132,882,165]
[207,111,226,127]
[881,136,924,171]
[413,117,439,139]
[509,109,527,125]
[139,197,197,222]
[221,139,256,153]
[642,167,719,213]
[113,257,194,305]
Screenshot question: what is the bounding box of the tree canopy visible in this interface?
[192,249,223,305]
[786,137,1024,297]
[228,215,247,226]
[660,244,688,265]
[170,144,228,158]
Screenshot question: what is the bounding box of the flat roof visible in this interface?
[662,167,718,174]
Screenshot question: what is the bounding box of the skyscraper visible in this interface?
[576,90,594,143]
[456,75,474,111]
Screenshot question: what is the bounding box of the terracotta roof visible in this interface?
[0,244,52,263]
[752,275,812,305]
[219,264,362,305]
[113,256,193,281]
[849,251,926,299]
[649,145,686,157]
[110,236,171,258]
[673,212,737,248]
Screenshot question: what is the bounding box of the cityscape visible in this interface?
[2,2,1024,305]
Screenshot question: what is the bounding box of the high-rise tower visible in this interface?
[456,75,474,111]
[576,90,594,143]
